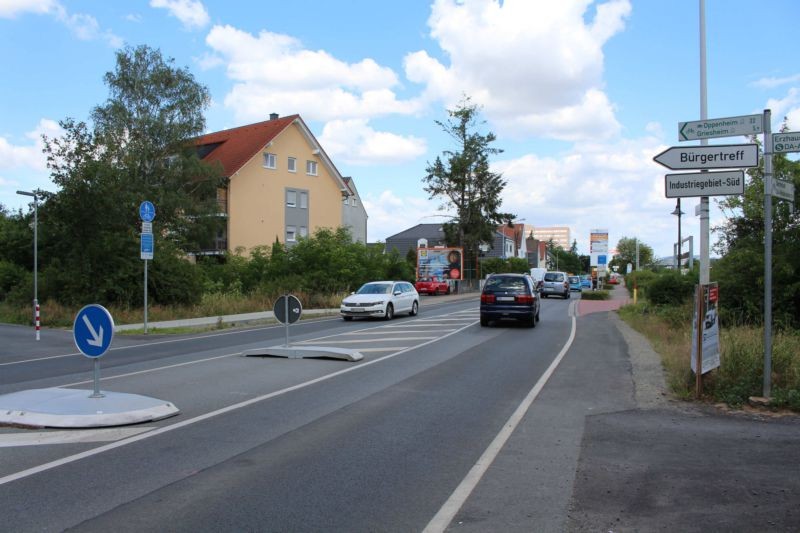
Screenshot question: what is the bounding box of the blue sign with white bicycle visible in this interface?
[139,200,156,222]
[73,304,115,358]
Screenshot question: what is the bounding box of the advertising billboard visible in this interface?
[417,247,463,280]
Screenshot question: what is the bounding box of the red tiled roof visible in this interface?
[194,114,300,177]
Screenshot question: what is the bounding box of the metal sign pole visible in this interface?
[284,295,290,347]
[90,359,104,398]
[144,259,149,335]
[763,109,773,398]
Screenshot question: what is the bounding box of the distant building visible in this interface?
[530,226,571,250]
[341,177,368,243]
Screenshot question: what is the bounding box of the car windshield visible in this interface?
[485,277,526,291]
[544,273,563,282]
[569,276,580,283]
[357,283,392,295]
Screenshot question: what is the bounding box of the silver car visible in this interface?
[541,271,570,299]
[340,281,419,320]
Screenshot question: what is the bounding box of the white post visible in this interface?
[763,109,773,398]
[699,0,710,286]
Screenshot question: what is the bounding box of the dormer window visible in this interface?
[263,152,277,169]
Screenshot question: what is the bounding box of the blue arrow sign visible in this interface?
[73,304,114,358]
[139,200,156,222]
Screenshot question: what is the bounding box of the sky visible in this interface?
[2,0,799,260]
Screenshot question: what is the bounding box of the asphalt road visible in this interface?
[2,292,798,532]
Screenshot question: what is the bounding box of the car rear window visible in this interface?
[485,276,527,291]
[569,276,580,283]
[544,273,564,282]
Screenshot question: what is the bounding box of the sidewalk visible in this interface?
[577,282,630,316]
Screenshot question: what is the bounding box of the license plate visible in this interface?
[497,296,515,301]
[351,308,365,312]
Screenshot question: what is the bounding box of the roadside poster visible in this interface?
[417,247,463,280]
[691,282,721,374]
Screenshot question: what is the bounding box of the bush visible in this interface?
[581,290,609,300]
[646,270,696,306]
[626,270,657,297]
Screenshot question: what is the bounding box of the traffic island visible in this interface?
[0,387,180,429]
[243,346,364,362]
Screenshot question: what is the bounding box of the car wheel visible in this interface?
[385,303,394,320]
[343,316,353,321]
[528,314,536,328]
[480,316,489,327]
[535,309,540,322]
[565,291,570,299]
[446,286,451,295]
[409,300,419,316]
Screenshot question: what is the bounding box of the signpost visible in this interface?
[678,113,763,141]
[274,294,303,348]
[139,201,155,334]
[664,170,744,198]
[73,304,114,398]
[653,144,758,170]
[772,131,800,154]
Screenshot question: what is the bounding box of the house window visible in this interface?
[299,226,308,238]
[350,197,357,207]
[306,160,318,176]
[286,226,297,242]
[299,191,308,209]
[263,152,277,169]
[288,157,296,173]
[342,195,349,204]
[286,190,297,208]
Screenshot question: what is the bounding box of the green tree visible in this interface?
[713,123,800,327]
[610,237,654,273]
[423,96,513,279]
[38,45,222,305]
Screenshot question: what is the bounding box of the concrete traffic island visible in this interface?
[0,387,179,428]
[243,345,364,362]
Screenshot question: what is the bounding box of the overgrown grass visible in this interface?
[620,302,800,411]
[0,289,348,328]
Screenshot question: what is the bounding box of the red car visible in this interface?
[415,276,451,295]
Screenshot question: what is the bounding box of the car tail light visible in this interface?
[515,294,534,304]
[563,281,569,289]
[481,293,496,304]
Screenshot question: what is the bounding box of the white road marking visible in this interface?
[0,427,153,447]
[423,300,578,533]
[295,337,436,344]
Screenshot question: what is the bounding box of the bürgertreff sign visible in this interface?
[665,170,744,198]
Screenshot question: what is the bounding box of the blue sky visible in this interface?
[2,0,799,259]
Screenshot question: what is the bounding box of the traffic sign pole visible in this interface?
[763,109,773,398]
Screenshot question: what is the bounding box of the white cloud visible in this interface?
[150,0,209,30]
[405,0,630,140]
[204,24,421,124]
[0,119,61,171]
[363,190,450,242]
[319,119,426,166]
[766,87,800,129]
[751,73,800,90]
[0,0,121,46]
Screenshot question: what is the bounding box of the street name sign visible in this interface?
[141,233,154,260]
[73,304,114,358]
[772,179,795,202]
[773,131,800,154]
[665,170,744,198]
[653,144,758,170]
[679,114,763,141]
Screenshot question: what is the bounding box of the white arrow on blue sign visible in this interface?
[73,304,114,358]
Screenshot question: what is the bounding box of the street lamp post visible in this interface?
[16,190,40,340]
[671,199,685,270]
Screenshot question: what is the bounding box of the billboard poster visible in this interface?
[417,247,463,280]
[590,229,609,267]
[691,282,721,374]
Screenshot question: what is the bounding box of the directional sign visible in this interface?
[73,304,114,358]
[139,200,156,222]
[274,295,302,324]
[772,179,795,202]
[679,114,762,142]
[654,144,758,170]
[665,170,744,198]
[773,132,800,154]
[141,233,154,260]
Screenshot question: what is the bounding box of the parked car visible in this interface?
[340,281,419,321]
[541,271,570,299]
[608,273,621,285]
[415,276,450,295]
[568,275,582,292]
[580,275,592,289]
[480,273,541,327]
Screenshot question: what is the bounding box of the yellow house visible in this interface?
[195,113,360,255]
